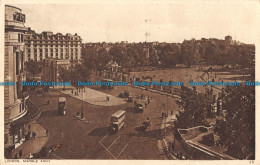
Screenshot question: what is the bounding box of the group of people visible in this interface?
[25,124,37,141]
[14,149,23,159]
[13,125,49,159]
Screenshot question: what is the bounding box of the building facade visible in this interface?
[24,29,82,62]
[4,5,30,153]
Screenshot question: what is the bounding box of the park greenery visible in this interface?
[24,59,43,79]
[175,86,209,129]
[214,85,255,159]
[176,84,255,159]
[83,39,254,71]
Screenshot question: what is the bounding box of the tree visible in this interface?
[176,86,208,128]
[58,67,72,89]
[109,46,127,66]
[214,85,255,159]
[24,60,43,80]
[70,64,91,89]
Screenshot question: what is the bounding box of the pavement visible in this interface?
[158,114,177,159]
[11,121,49,159]
[56,86,126,106]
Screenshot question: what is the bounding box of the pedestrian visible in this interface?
[19,149,22,158]
[32,131,36,139]
[46,129,48,136]
[107,95,109,101]
[71,90,73,94]
[14,153,18,159]
[28,131,31,139]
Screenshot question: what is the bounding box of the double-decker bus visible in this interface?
[109,110,126,134]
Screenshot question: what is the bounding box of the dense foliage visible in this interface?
[24,60,43,79]
[215,85,255,159]
[176,86,209,128]
[82,39,254,70]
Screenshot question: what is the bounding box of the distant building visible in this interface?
[4,5,29,154]
[82,43,97,59]
[24,29,82,62]
[143,45,150,59]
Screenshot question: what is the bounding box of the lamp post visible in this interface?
[81,87,84,120]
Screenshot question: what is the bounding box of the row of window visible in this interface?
[27,54,79,61]
[26,36,80,40]
[27,44,80,47]
[27,49,79,53]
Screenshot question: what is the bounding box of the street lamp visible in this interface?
[81,86,84,120]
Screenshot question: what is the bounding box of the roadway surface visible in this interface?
[30,85,179,159]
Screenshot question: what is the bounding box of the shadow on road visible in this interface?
[132,128,163,140]
[41,110,59,118]
[88,127,109,136]
[126,106,138,113]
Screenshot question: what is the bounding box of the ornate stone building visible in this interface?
[24,29,82,62]
[4,5,30,153]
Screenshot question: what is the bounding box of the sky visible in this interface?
[10,1,260,44]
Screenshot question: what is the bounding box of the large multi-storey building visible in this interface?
[24,29,82,62]
[4,5,29,154]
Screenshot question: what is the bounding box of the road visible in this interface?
[30,84,179,159]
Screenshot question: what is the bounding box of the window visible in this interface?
[16,52,19,75]
[18,33,24,42]
[19,103,22,113]
[21,34,24,42]
[21,52,24,73]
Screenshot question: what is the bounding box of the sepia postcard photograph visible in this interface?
[0,0,259,164]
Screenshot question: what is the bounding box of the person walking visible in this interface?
[14,153,18,159]
[19,149,22,158]
[28,131,31,140]
[46,129,49,136]
[32,131,36,139]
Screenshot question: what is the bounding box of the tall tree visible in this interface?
[176,86,208,128]
[24,60,43,80]
[215,85,255,159]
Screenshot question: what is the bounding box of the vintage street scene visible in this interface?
[3,1,256,160]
